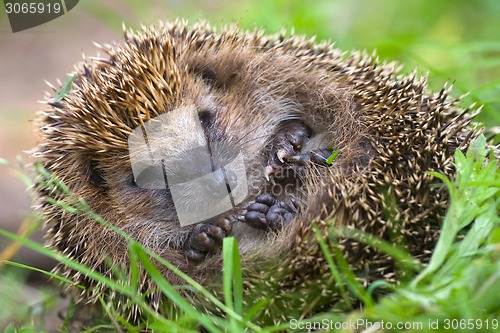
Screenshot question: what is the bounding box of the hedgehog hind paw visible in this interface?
[244,194,295,231]
[184,217,232,263]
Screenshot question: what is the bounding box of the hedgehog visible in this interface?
[34,20,482,325]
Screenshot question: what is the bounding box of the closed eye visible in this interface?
[198,109,213,127]
[194,66,217,87]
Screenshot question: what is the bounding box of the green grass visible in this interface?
[0,135,499,332]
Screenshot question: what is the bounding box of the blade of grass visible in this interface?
[222,237,243,331]
[34,164,258,329]
[222,237,243,314]
[312,222,353,308]
[2,260,80,287]
[0,228,172,325]
[130,241,221,333]
[333,226,422,273]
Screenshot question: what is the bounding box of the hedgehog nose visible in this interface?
[224,169,238,193]
[205,168,238,198]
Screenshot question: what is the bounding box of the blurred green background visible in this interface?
[0,0,499,329]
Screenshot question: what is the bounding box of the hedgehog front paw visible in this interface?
[265,121,335,180]
[185,217,232,263]
[272,121,312,163]
[244,194,295,231]
[265,121,311,180]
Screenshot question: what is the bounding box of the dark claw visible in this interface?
[185,248,206,263]
[312,148,334,164]
[214,216,233,233]
[286,130,309,148]
[247,202,270,214]
[255,193,277,206]
[245,211,268,230]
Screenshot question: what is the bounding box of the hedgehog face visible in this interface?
[39,25,359,267]
[38,23,369,268]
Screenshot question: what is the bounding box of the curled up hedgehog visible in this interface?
[34,21,489,326]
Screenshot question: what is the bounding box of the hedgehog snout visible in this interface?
[166,145,239,197]
[201,167,238,198]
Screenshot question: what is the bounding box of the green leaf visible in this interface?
[243,298,269,322]
[4,323,16,333]
[328,227,373,306]
[413,134,497,286]
[325,150,339,165]
[0,228,161,321]
[466,134,487,160]
[53,74,77,102]
[128,241,140,292]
